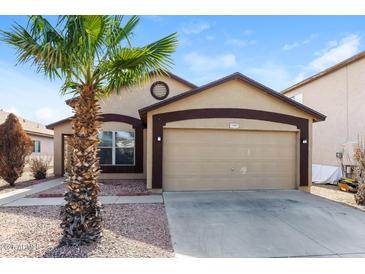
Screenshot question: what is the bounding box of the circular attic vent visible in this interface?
[150,81,169,100]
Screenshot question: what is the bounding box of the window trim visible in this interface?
[61,114,144,175]
[99,131,135,166]
[32,140,41,153]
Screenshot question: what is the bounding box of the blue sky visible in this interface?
[0,15,364,124]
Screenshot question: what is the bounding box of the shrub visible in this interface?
[29,157,50,180]
[0,113,32,186]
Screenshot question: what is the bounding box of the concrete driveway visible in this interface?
[163,190,365,258]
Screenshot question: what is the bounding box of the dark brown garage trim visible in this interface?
[61,113,144,174]
[152,108,309,189]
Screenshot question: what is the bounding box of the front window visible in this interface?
[98,131,135,166]
[32,140,41,153]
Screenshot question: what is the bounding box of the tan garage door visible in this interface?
[162,128,298,191]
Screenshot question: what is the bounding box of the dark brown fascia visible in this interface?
[64,71,197,106]
[46,116,73,130]
[139,72,327,123]
[282,50,365,94]
[25,130,54,138]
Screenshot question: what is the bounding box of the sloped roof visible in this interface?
[47,72,196,129]
[65,71,197,105]
[282,50,365,94]
[0,110,54,137]
[139,72,326,122]
[46,116,72,130]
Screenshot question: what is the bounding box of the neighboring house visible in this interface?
[47,72,325,192]
[282,51,365,170]
[0,110,54,166]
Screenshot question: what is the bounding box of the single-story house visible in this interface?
[282,51,365,173]
[47,72,325,192]
[0,110,54,165]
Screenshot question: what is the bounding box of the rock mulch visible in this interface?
[0,204,174,258]
[30,179,148,198]
[311,184,365,211]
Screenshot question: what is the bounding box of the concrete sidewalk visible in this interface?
[1,194,163,207]
[0,177,64,206]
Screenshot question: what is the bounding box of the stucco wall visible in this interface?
[284,57,365,166]
[52,75,192,177]
[27,134,54,171]
[146,79,315,189]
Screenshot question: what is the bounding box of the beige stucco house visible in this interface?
[0,110,54,165]
[282,51,365,171]
[47,72,325,192]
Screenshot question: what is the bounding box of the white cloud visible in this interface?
[243,29,253,36]
[226,39,256,47]
[282,42,301,51]
[295,34,361,82]
[179,37,192,47]
[245,62,292,91]
[3,106,22,116]
[181,21,210,35]
[314,40,338,56]
[35,107,62,123]
[310,34,360,71]
[282,34,318,51]
[184,52,237,73]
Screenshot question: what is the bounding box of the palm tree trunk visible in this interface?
[355,184,365,205]
[61,85,103,245]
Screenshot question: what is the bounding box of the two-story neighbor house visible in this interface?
[282,51,365,180]
[47,72,325,192]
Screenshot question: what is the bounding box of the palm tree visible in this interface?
[1,16,177,245]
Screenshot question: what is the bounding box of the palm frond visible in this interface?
[0,22,70,80]
[1,15,178,96]
[105,16,139,52]
[96,32,178,93]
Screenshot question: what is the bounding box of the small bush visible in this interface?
[29,157,50,180]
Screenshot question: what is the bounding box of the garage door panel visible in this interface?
[163,128,298,191]
[165,145,295,161]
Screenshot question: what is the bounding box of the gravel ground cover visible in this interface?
[0,174,57,195]
[30,179,148,198]
[311,184,365,211]
[0,204,173,258]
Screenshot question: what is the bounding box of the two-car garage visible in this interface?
[140,72,326,192]
[162,128,298,191]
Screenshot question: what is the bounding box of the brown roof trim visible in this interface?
[46,113,148,130]
[64,71,197,105]
[25,130,54,138]
[282,50,365,94]
[46,116,72,129]
[158,71,197,89]
[138,72,326,123]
